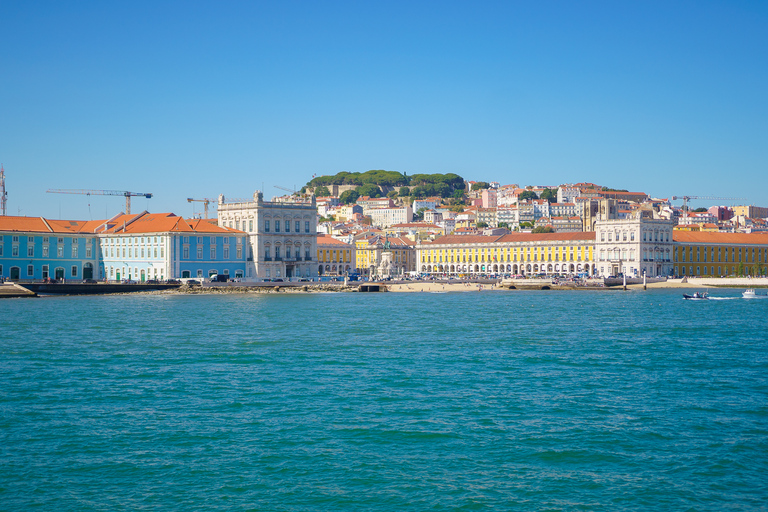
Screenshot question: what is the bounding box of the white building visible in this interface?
[413,197,440,212]
[594,210,674,278]
[368,206,413,228]
[497,206,519,228]
[217,191,318,280]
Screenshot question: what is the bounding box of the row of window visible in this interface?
[678,246,766,263]
[264,247,312,261]
[178,236,241,245]
[679,265,766,276]
[106,246,165,259]
[599,230,670,242]
[0,264,82,278]
[0,244,93,259]
[181,246,243,260]
[263,220,311,233]
[598,248,672,262]
[4,236,80,244]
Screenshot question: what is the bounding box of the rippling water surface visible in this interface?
[2,289,767,510]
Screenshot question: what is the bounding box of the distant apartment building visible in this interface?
[496,206,518,228]
[707,206,734,222]
[481,189,497,209]
[536,216,583,232]
[357,196,394,213]
[368,206,413,228]
[476,208,497,227]
[732,205,768,219]
[412,197,441,212]
[337,204,363,222]
[549,202,579,218]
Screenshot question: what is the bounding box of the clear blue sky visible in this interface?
[2,0,766,219]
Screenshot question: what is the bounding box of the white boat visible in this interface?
[742,289,768,299]
[683,292,709,300]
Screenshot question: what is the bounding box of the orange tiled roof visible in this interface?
[673,232,768,245]
[317,235,353,247]
[0,216,54,233]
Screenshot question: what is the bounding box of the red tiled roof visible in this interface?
[673,232,768,245]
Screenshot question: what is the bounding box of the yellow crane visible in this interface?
[186,197,216,219]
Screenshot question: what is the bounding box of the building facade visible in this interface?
[417,232,596,276]
[98,213,246,281]
[317,235,355,276]
[217,191,318,280]
[355,234,415,277]
[0,216,101,281]
[594,212,674,277]
[673,232,768,277]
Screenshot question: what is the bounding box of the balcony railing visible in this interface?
[264,257,272,261]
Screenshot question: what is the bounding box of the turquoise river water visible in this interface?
[1,289,767,511]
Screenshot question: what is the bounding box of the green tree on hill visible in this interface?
[356,183,382,198]
[518,190,538,201]
[532,226,555,233]
[314,185,331,197]
[540,188,557,203]
[471,182,490,191]
[339,190,359,204]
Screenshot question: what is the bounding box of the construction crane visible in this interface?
[671,195,746,222]
[274,185,298,196]
[46,189,152,215]
[0,164,7,216]
[187,197,216,219]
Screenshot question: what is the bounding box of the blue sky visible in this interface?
[1,0,766,220]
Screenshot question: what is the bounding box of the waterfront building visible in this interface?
[354,234,415,277]
[0,215,101,281]
[98,212,246,281]
[594,210,674,278]
[416,232,595,276]
[673,231,768,277]
[217,191,318,280]
[316,234,355,276]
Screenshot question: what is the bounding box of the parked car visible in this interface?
[82,278,97,284]
[209,274,229,283]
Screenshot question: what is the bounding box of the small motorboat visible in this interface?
[742,289,768,299]
[683,292,709,300]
